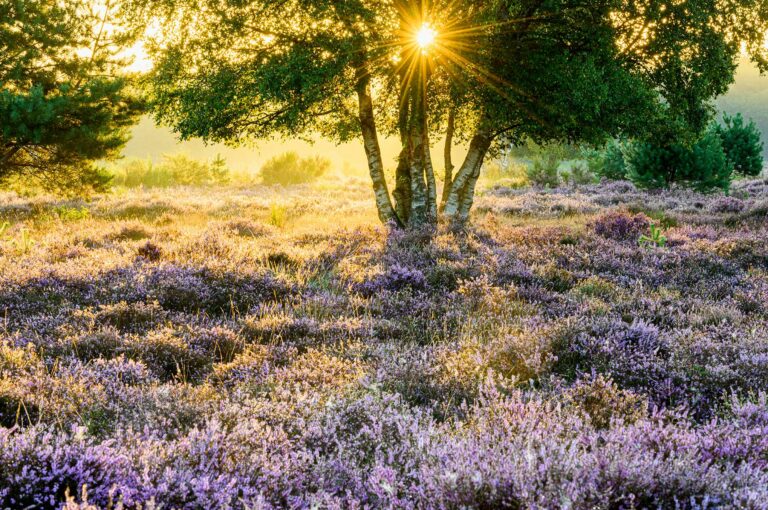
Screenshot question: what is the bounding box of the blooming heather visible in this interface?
[1,179,768,508]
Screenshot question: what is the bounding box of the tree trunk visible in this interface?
[393,147,412,224]
[393,95,413,224]
[440,109,455,211]
[424,139,438,221]
[356,77,400,225]
[400,64,437,227]
[456,155,483,221]
[407,125,430,226]
[442,129,492,222]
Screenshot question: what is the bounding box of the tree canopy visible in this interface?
[140,0,768,225]
[0,0,144,193]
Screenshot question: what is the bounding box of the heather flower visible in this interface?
[358,264,427,296]
[709,196,746,213]
[1,181,767,507]
[591,210,651,241]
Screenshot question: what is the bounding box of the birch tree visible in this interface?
[140,0,768,226]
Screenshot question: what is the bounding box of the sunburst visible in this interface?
[416,23,437,50]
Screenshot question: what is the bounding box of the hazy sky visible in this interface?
[123,61,768,172]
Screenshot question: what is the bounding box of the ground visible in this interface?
[1,177,768,509]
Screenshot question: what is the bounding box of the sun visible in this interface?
[416,24,437,50]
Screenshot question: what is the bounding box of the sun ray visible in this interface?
[416,24,437,49]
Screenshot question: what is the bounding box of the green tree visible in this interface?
[716,113,764,177]
[584,139,629,181]
[210,154,231,184]
[137,0,768,226]
[0,1,144,193]
[627,130,733,193]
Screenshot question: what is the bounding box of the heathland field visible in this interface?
[2,178,768,508]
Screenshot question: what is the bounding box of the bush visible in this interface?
[112,159,170,188]
[482,160,529,188]
[563,374,648,429]
[564,161,596,185]
[260,152,330,186]
[591,211,651,241]
[709,196,746,214]
[137,241,163,261]
[716,113,764,177]
[584,139,629,180]
[111,154,231,188]
[209,154,231,184]
[527,154,560,188]
[161,154,215,186]
[627,130,733,193]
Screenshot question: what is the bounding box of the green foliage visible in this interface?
[527,154,561,188]
[54,206,91,222]
[509,140,581,161]
[0,1,144,194]
[260,152,330,186]
[110,154,232,188]
[161,154,213,186]
[268,202,288,228]
[584,140,630,181]
[210,155,230,184]
[112,159,171,188]
[564,162,597,186]
[140,0,768,222]
[481,159,529,188]
[14,229,35,254]
[639,223,668,248]
[716,113,764,177]
[627,130,733,193]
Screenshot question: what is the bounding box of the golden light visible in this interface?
[416,24,437,50]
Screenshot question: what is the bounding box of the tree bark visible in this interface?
[393,147,412,224]
[456,155,483,221]
[393,96,412,224]
[442,129,492,221]
[407,125,430,226]
[440,108,455,211]
[356,75,400,225]
[424,138,438,221]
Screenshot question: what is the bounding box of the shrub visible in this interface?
[111,154,231,188]
[564,161,596,185]
[563,374,648,429]
[260,152,330,186]
[358,264,427,296]
[583,139,629,181]
[136,241,163,261]
[268,202,288,228]
[54,206,90,222]
[591,211,651,241]
[161,154,214,186]
[627,131,733,192]
[209,154,231,184]
[716,113,764,177]
[709,196,746,213]
[126,327,212,381]
[527,154,560,188]
[482,160,529,188]
[90,301,167,333]
[64,328,125,361]
[112,158,174,188]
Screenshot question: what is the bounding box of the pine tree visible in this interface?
[0,1,144,193]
